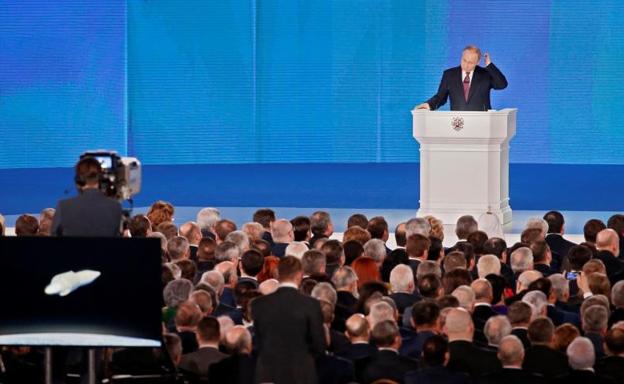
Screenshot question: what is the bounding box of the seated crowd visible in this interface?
[2,206,624,384]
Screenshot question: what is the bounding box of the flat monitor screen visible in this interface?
[0,237,162,347]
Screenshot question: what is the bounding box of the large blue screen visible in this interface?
[2,1,623,168]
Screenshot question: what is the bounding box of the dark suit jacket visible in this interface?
[391,292,422,317]
[271,242,289,258]
[251,286,325,384]
[586,331,605,358]
[176,331,199,355]
[426,63,507,111]
[447,340,501,378]
[595,355,624,383]
[208,353,255,384]
[400,329,435,360]
[358,349,419,384]
[545,233,576,272]
[179,346,227,378]
[510,328,531,350]
[522,344,569,378]
[595,250,624,284]
[554,369,617,384]
[333,291,358,332]
[337,342,377,362]
[51,189,122,237]
[547,304,580,328]
[609,307,624,328]
[405,366,470,384]
[317,352,356,384]
[472,304,498,346]
[479,367,549,384]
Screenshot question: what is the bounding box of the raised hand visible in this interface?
[484,52,491,66]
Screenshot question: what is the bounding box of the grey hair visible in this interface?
[416,260,442,280]
[163,279,193,308]
[517,270,542,291]
[311,282,337,307]
[526,217,549,237]
[200,270,225,293]
[455,215,478,240]
[196,207,221,230]
[285,241,308,259]
[368,301,395,328]
[477,254,501,278]
[225,230,250,252]
[567,337,595,370]
[451,285,475,312]
[390,264,414,293]
[510,247,533,273]
[582,305,609,333]
[405,217,431,238]
[522,290,548,317]
[484,315,512,346]
[612,281,624,308]
[498,335,524,366]
[548,274,569,301]
[215,241,241,263]
[363,239,387,263]
[332,266,358,290]
[167,236,190,260]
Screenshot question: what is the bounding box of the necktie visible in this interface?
[463,73,470,101]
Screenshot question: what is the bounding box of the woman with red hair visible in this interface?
[351,256,381,288]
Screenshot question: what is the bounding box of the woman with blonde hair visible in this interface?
[147,200,174,230]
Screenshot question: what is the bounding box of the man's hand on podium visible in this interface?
[416,103,430,110]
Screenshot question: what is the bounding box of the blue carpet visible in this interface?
[0,163,622,216]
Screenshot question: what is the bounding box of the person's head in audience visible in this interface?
[164,333,182,367]
[147,200,174,230]
[367,216,389,242]
[201,270,225,296]
[364,239,387,265]
[343,226,371,246]
[163,279,193,309]
[197,237,217,264]
[195,316,220,347]
[343,240,364,265]
[322,239,345,267]
[253,208,275,231]
[290,215,311,242]
[149,231,168,261]
[584,219,607,245]
[356,282,389,312]
[418,273,443,299]
[277,256,304,286]
[258,278,279,295]
[528,277,552,298]
[582,305,609,335]
[443,251,467,272]
[15,214,38,236]
[234,280,256,307]
[371,320,401,351]
[240,249,264,278]
[272,219,294,244]
[421,335,449,367]
[477,254,501,278]
[301,249,326,276]
[444,308,474,342]
[596,228,620,256]
[225,230,250,253]
[424,215,444,241]
[437,295,460,310]
[310,211,333,238]
[381,249,409,281]
[345,313,370,343]
[285,241,308,259]
[347,213,368,229]
[567,245,592,271]
[455,215,478,240]
[257,256,279,282]
[497,335,524,368]
[215,241,241,265]
[543,210,565,235]
[251,239,272,257]
[224,325,253,355]
[530,240,552,267]
[442,268,472,294]
[411,300,440,332]
[548,274,570,303]
[406,234,430,261]
[175,300,202,331]
[580,295,610,318]
[389,264,414,294]
[367,301,396,329]
[157,221,178,240]
[196,207,221,238]
[471,278,493,304]
[567,337,595,371]
[553,323,580,353]
[395,222,407,247]
[612,281,624,309]
[521,227,544,245]
[605,327,624,357]
[483,237,508,263]
[175,259,197,281]
[467,230,488,256]
[525,217,549,238]
[311,282,337,307]
[168,236,190,261]
[242,222,264,242]
[527,316,555,346]
[450,242,475,269]
[214,219,237,243]
[484,315,511,347]
[179,221,201,246]
[588,272,610,297]
[452,285,475,313]
[162,264,176,288]
[485,274,506,305]
[607,214,624,240]
[128,214,151,238]
[190,290,213,316]
[215,261,237,288]
[522,290,548,317]
[300,278,318,296]
[405,217,431,238]
[241,290,262,323]
[427,237,445,262]
[510,247,533,275]
[332,266,359,296]
[37,208,55,236]
[507,301,533,328]
[217,316,235,344]
[583,259,607,276]
[352,256,381,288]
[417,260,442,280]
[194,283,218,307]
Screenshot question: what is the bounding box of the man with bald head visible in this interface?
[480,335,548,384]
[271,219,294,258]
[338,314,376,361]
[596,229,624,283]
[208,325,255,384]
[471,279,497,346]
[444,308,501,378]
[416,46,507,111]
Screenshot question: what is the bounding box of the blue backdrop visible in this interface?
[2,1,624,168]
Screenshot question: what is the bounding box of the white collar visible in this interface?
[279,282,298,289]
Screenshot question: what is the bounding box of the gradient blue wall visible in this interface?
[2,1,623,168]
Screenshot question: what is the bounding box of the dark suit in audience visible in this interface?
[595,250,624,284]
[609,307,624,327]
[586,331,605,358]
[510,328,531,350]
[547,304,580,328]
[390,292,422,318]
[400,329,435,360]
[179,346,227,379]
[329,329,350,354]
[176,331,199,355]
[337,342,377,361]
[545,233,576,272]
[447,340,501,378]
[595,355,624,383]
[333,291,358,332]
[554,369,616,384]
[220,287,236,307]
[317,352,356,384]
[472,304,497,346]
[208,353,255,384]
[405,366,470,384]
[271,242,289,258]
[522,344,569,379]
[236,276,259,289]
[479,367,550,384]
[358,349,419,384]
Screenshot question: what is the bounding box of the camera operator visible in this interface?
[51,156,122,237]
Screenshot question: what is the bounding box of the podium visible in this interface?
[411,108,517,227]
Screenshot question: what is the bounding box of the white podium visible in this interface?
[412,108,517,226]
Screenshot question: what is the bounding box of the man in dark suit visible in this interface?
[51,156,122,237]
[560,336,615,384]
[507,301,532,350]
[358,320,419,384]
[416,45,507,111]
[544,210,576,272]
[471,279,498,346]
[179,316,227,378]
[251,256,325,384]
[332,267,359,332]
[522,317,569,379]
[479,335,548,384]
[595,328,624,383]
[208,325,255,384]
[595,229,624,283]
[339,313,377,362]
[401,300,439,359]
[405,335,470,384]
[270,219,294,258]
[237,249,263,289]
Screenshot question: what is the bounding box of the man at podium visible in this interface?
[416,45,507,111]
